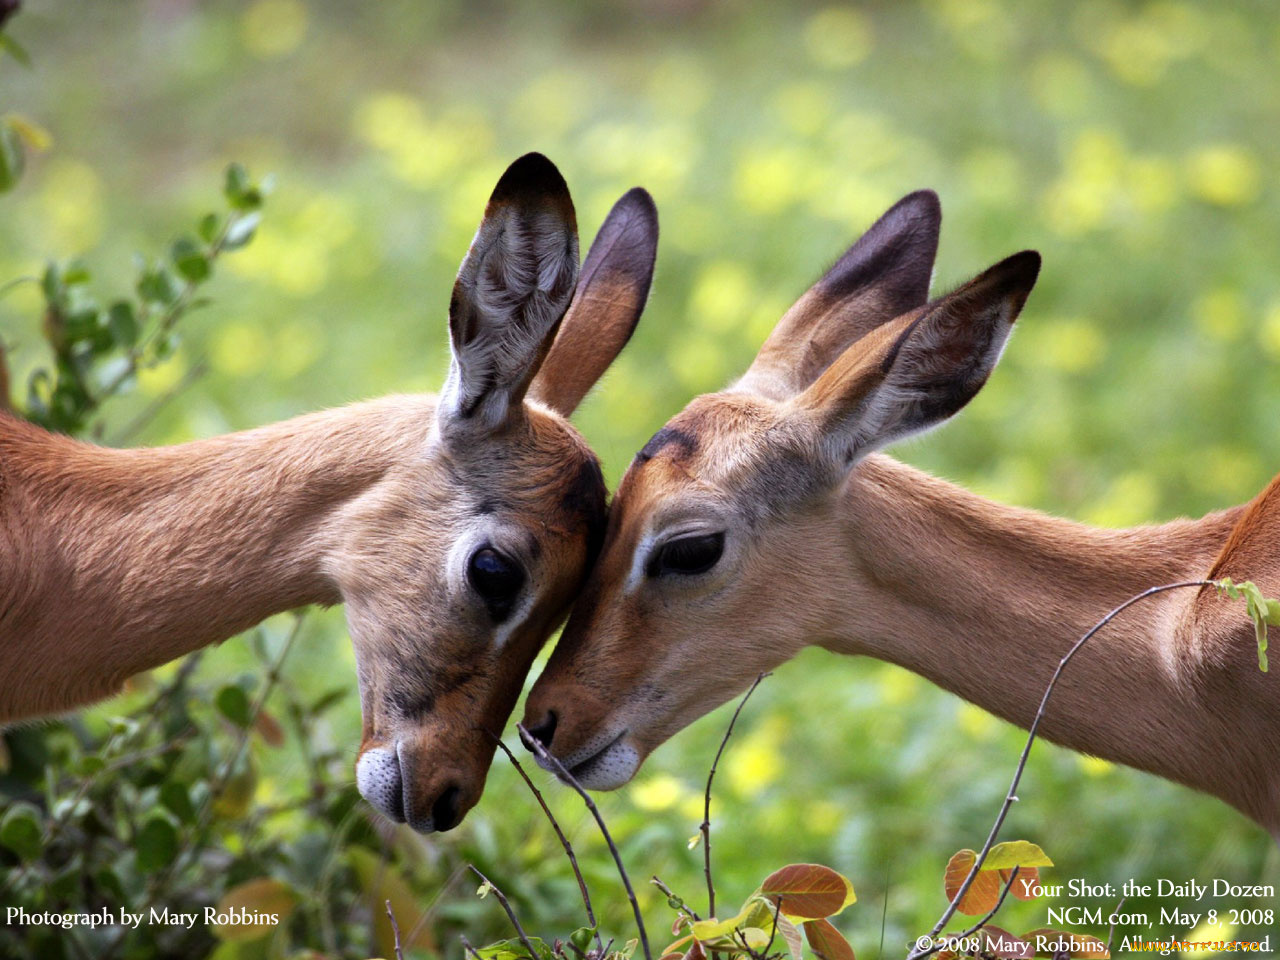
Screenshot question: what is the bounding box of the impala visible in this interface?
[0,153,659,833]
[524,190,1280,833]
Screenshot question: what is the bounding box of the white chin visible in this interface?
[573,738,641,791]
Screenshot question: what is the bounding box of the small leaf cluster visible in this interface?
[931,843,1107,960]
[13,163,270,434]
[660,863,857,960]
[0,626,399,960]
[1213,577,1279,672]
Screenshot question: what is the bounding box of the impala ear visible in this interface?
[791,250,1040,470]
[736,190,941,401]
[528,187,658,417]
[440,152,579,433]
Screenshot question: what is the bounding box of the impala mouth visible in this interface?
[546,729,640,791]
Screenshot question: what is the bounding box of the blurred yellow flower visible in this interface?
[1193,287,1245,341]
[878,667,921,706]
[1185,918,1237,956]
[1186,145,1262,207]
[511,70,588,138]
[1028,54,1096,118]
[1084,472,1159,527]
[956,703,997,740]
[689,260,755,333]
[1259,299,1280,359]
[726,717,786,796]
[36,158,104,252]
[631,774,686,812]
[211,321,271,378]
[1187,445,1261,500]
[1077,755,1113,777]
[241,0,308,60]
[647,54,710,119]
[770,82,833,138]
[1030,318,1107,373]
[802,8,873,69]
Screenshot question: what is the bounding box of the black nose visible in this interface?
[525,711,558,750]
[432,784,462,832]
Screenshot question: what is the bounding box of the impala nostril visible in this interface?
[525,711,558,750]
[432,785,462,832]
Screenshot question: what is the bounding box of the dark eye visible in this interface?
[647,532,725,578]
[467,547,526,622]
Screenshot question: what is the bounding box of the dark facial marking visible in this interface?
[560,453,608,567]
[635,426,698,465]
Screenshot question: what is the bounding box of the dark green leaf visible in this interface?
[171,236,210,283]
[160,780,196,824]
[216,685,252,727]
[0,120,23,193]
[198,212,222,244]
[107,300,139,347]
[0,32,31,67]
[0,801,43,861]
[135,816,178,872]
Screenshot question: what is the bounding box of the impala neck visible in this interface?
[824,454,1247,804]
[0,397,432,720]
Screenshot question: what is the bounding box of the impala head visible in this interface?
[525,191,1040,789]
[342,153,657,830]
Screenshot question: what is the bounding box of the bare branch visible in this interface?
[907,581,1216,959]
[469,864,541,960]
[703,672,770,918]
[1106,895,1127,957]
[462,934,484,960]
[492,732,604,954]
[518,723,651,960]
[385,899,405,960]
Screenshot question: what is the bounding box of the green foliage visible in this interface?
[1213,577,1279,671]
[15,166,269,434]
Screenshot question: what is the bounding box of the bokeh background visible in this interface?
[3,0,1279,956]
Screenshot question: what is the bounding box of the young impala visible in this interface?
[524,190,1280,834]
[0,153,659,833]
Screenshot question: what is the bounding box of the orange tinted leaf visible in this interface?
[975,925,1032,959]
[1000,866,1041,901]
[1021,929,1109,958]
[660,934,695,956]
[943,849,1003,916]
[253,709,286,747]
[802,919,855,960]
[761,864,856,920]
[681,939,707,960]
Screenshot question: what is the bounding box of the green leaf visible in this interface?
[0,32,32,67]
[0,801,43,861]
[569,926,597,956]
[171,236,210,283]
[135,815,178,871]
[1215,578,1275,672]
[224,162,250,203]
[198,212,222,244]
[107,300,139,348]
[216,685,252,727]
[0,120,23,193]
[137,265,182,305]
[983,841,1054,871]
[160,780,196,823]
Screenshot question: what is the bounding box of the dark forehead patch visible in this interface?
[561,453,608,565]
[635,426,698,465]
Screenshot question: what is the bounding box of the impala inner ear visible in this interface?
[792,250,1041,470]
[529,186,659,417]
[441,152,580,432]
[736,189,941,401]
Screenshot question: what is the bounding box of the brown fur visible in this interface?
[0,153,659,834]
[525,196,1280,834]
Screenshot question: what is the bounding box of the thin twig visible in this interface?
[703,672,770,918]
[518,723,651,960]
[492,732,604,954]
[1106,895,1126,957]
[761,896,783,958]
[385,900,405,960]
[461,935,484,960]
[921,868,1022,960]
[469,864,540,960]
[907,581,1215,960]
[651,875,700,921]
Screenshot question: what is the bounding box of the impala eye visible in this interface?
[468,547,525,622]
[647,532,725,578]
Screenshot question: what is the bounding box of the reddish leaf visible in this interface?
[802,919,855,960]
[1000,866,1041,901]
[760,864,855,920]
[943,849,1003,916]
[681,939,707,960]
[1021,929,1110,958]
[253,709,285,747]
[974,925,1032,959]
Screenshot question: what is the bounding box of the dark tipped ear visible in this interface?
[528,187,658,417]
[792,250,1040,469]
[441,152,579,432]
[736,189,941,400]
